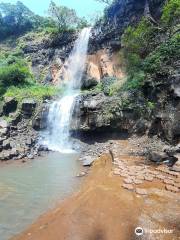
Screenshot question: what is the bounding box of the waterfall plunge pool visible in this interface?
[0,151,83,240]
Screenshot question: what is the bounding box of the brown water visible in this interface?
[0,152,82,240]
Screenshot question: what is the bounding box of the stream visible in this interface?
[0,152,82,240]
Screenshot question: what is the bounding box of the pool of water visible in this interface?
[0,152,82,240]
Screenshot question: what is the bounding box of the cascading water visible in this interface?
[42,28,91,152]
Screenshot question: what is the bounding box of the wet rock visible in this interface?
[27,153,34,159]
[33,103,49,130]
[0,151,11,160]
[10,148,18,158]
[76,171,87,177]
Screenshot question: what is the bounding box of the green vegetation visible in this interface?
[0,0,89,41]
[161,0,180,26]
[48,1,88,31]
[5,85,58,102]
[121,0,180,91]
[0,50,32,95]
[0,50,59,102]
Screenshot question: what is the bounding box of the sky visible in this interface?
[0,0,106,18]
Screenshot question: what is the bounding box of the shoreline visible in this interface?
[12,138,180,240]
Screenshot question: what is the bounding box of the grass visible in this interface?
[4,85,60,102]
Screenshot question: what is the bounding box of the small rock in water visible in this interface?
[76,171,87,177]
[82,156,94,167]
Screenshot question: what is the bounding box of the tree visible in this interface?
[48,1,79,30]
[0,1,37,39]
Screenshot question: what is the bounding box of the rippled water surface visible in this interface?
[0,152,82,240]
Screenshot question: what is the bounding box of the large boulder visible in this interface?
[32,103,49,130]
[21,99,37,118]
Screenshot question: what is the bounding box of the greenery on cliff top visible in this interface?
[0,1,88,41]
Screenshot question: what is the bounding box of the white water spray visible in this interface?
[42,28,91,152]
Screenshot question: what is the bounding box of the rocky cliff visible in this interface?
[89,0,166,52]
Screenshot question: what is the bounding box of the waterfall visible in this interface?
[42,28,91,152]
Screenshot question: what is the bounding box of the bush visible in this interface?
[101,76,117,95]
[0,63,30,86]
[143,33,180,75]
[122,71,145,90]
[161,0,180,26]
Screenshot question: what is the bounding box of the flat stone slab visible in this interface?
[166,171,179,177]
[175,178,180,183]
[164,179,174,185]
[122,184,134,191]
[123,178,133,184]
[145,175,154,182]
[120,173,129,177]
[165,184,179,193]
[173,182,180,188]
[136,175,145,180]
[156,175,166,180]
[133,179,143,185]
[113,169,121,175]
[136,188,148,195]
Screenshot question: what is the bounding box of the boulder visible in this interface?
[2,139,11,150]
[148,151,168,163]
[21,99,37,118]
[32,104,49,130]
[3,97,18,116]
[82,77,98,89]
[0,119,8,128]
[82,156,94,167]
[0,150,11,161]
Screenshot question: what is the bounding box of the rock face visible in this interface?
[22,31,77,84]
[0,99,49,161]
[71,92,139,133]
[89,0,166,52]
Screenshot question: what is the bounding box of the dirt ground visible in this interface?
[13,139,180,240]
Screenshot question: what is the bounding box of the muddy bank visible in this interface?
[13,139,180,240]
